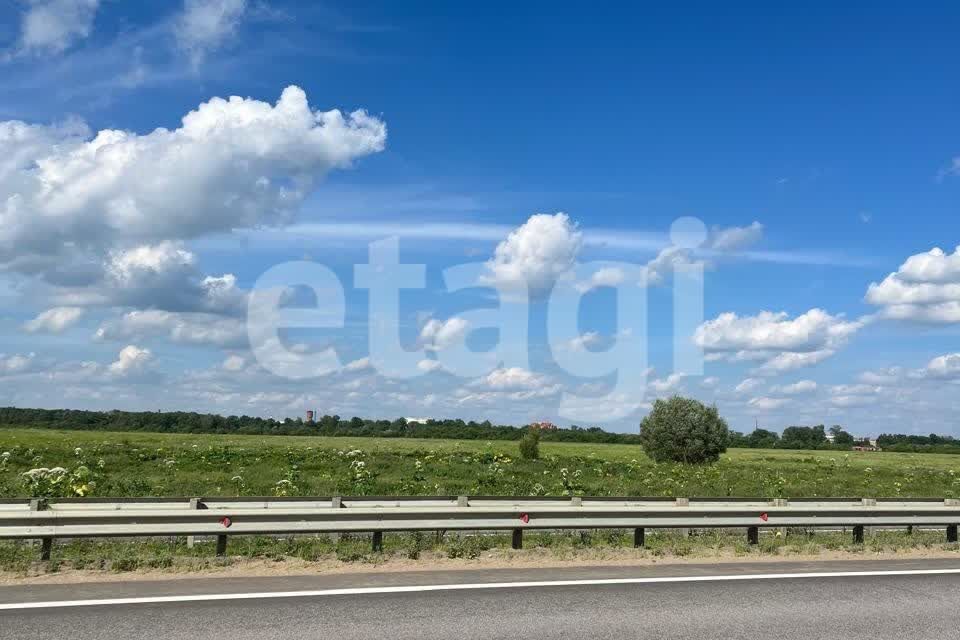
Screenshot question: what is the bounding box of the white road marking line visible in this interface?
[3,568,960,611]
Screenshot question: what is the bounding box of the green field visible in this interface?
[2,427,959,499]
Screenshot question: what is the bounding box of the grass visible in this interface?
[3,426,960,498]
[3,426,960,575]
[0,529,955,576]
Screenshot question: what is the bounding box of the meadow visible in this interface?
[2,427,960,499]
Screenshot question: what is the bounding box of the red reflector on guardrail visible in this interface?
[760,513,769,522]
[220,517,232,528]
[519,513,529,523]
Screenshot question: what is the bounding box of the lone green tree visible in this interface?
[639,396,729,464]
[519,424,541,460]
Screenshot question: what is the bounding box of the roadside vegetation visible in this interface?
[4,427,960,499]
[0,529,956,577]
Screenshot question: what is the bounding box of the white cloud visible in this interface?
[221,354,246,371]
[830,384,882,396]
[938,157,960,181]
[175,0,248,68]
[694,309,865,375]
[914,353,960,380]
[747,396,791,411]
[0,86,386,272]
[707,221,764,252]
[734,377,763,394]
[344,357,373,372]
[865,247,960,324]
[18,0,99,55]
[22,306,84,333]
[575,266,625,292]
[419,317,470,351]
[95,310,246,348]
[472,367,551,391]
[481,213,582,296]
[753,349,835,374]
[47,241,247,315]
[858,367,903,385]
[640,246,700,286]
[830,395,874,408]
[770,380,818,395]
[417,359,443,373]
[0,352,37,376]
[649,373,684,395]
[107,345,153,376]
[566,331,604,352]
[701,376,720,389]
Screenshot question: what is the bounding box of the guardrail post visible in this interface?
[852,525,865,544]
[633,528,645,548]
[676,498,691,537]
[512,529,523,550]
[948,525,958,544]
[747,526,759,545]
[571,496,582,507]
[331,496,343,543]
[187,498,200,549]
[457,495,469,507]
[861,498,876,538]
[215,534,228,557]
[30,499,53,561]
[372,531,384,552]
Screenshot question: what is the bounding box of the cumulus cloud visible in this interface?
[417,359,443,373]
[914,353,960,380]
[649,372,684,395]
[575,266,626,293]
[640,246,701,286]
[694,308,865,375]
[639,222,764,286]
[707,221,764,252]
[747,396,791,411]
[481,213,582,296]
[858,367,903,385]
[175,0,248,68]
[221,354,246,371]
[17,0,99,55]
[22,306,84,333]
[565,331,606,352]
[734,377,763,394]
[831,383,882,396]
[0,352,37,376]
[0,86,386,271]
[95,310,246,348]
[107,345,153,376]
[419,317,470,351]
[701,376,720,389]
[472,367,551,391]
[770,379,818,395]
[865,246,960,324]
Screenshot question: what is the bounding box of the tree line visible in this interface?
[0,406,642,444]
[1,406,955,454]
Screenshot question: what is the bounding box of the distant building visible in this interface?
[530,421,558,431]
[404,417,430,424]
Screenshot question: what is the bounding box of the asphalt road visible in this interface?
[2,560,959,639]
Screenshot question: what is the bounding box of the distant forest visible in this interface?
[0,406,641,444]
[0,407,955,454]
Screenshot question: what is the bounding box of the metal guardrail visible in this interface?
[2,496,959,560]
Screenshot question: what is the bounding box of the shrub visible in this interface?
[519,426,541,460]
[639,396,729,464]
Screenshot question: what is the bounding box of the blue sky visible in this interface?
[1,0,959,435]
